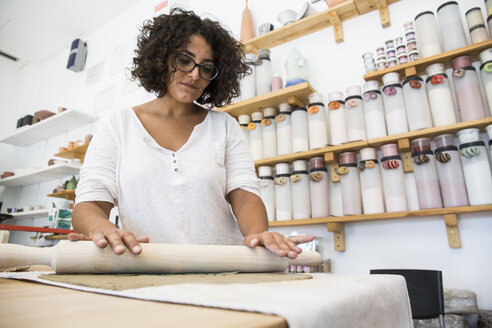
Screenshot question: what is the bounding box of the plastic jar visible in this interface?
[358,147,385,214]
[425,63,457,126]
[338,152,362,215]
[262,107,277,158]
[382,72,409,135]
[258,165,276,221]
[309,157,330,218]
[380,143,408,212]
[345,85,367,142]
[487,124,492,166]
[411,138,443,209]
[362,80,387,139]
[270,73,283,92]
[238,114,251,146]
[479,48,492,116]
[457,128,492,205]
[437,1,468,52]
[466,7,489,44]
[291,160,311,219]
[274,163,293,221]
[433,134,469,207]
[276,103,292,156]
[328,91,348,145]
[451,55,487,121]
[249,111,263,160]
[307,92,328,150]
[414,11,442,58]
[256,48,272,96]
[402,76,433,131]
[240,54,257,100]
[291,106,309,152]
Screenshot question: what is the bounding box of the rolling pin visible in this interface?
[0,241,321,274]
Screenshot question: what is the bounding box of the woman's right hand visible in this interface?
[68,229,150,255]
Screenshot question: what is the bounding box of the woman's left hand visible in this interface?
[242,232,315,259]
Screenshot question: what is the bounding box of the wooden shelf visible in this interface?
[0,163,81,188]
[218,82,316,117]
[364,39,492,83]
[0,224,73,234]
[55,143,89,162]
[47,190,76,201]
[243,0,399,53]
[0,109,96,146]
[9,209,49,220]
[270,204,492,251]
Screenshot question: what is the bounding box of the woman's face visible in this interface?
[167,34,215,104]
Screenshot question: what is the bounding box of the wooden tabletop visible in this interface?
[0,278,287,328]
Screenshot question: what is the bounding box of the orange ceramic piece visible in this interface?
[308,105,319,114]
[240,0,255,43]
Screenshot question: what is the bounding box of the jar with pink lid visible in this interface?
[270,73,283,92]
[307,92,328,150]
[457,128,492,205]
[437,1,468,52]
[328,91,348,145]
[466,7,488,44]
[433,134,469,207]
[479,48,492,116]
[262,107,277,159]
[345,85,367,142]
[382,72,409,135]
[411,138,443,209]
[402,75,432,131]
[276,103,292,156]
[258,165,276,221]
[274,162,292,221]
[238,114,251,146]
[291,105,310,153]
[425,63,457,126]
[380,143,408,212]
[358,147,385,214]
[291,160,311,219]
[362,80,387,139]
[338,152,362,215]
[414,11,442,58]
[451,55,487,121]
[309,157,330,218]
[249,111,263,160]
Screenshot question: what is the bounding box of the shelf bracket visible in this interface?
[324,152,340,183]
[374,0,391,28]
[327,11,343,43]
[398,138,413,173]
[327,222,346,251]
[444,214,461,248]
[287,95,305,108]
[244,43,258,55]
[404,66,417,78]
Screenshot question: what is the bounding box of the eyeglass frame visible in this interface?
[173,53,219,81]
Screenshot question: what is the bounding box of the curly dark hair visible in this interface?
[130,8,250,108]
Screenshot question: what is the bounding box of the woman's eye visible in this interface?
[201,65,214,74]
[179,57,191,65]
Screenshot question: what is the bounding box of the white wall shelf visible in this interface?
[9,209,50,220]
[0,163,81,187]
[0,109,97,146]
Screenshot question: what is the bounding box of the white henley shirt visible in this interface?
[75,107,260,245]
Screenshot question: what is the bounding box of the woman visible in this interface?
[70,8,314,258]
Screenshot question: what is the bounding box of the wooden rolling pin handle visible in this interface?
[0,243,54,269]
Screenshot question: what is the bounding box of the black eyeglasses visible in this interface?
[174,54,219,81]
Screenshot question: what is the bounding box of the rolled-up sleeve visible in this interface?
[224,115,260,197]
[75,112,119,205]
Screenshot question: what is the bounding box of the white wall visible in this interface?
[0,0,491,308]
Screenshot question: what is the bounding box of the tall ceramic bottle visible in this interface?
[466,7,489,44]
[382,72,409,135]
[425,63,457,126]
[309,157,330,218]
[262,107,277,159]
[414,11,442,58]
[402,76,433,131]
[362,80,387,139]
[274,163,293,221]
[487,124,492,167]
[433,134,469,207]
[436,1,468,52]
[239,53,257,100]
[411,138,443,209]
[328,91,348,145]
[276,103,292,156]
[307,92,328,149]
[256,48,272,96]
[479,48,492,116]
[258,165,276,221]
[457,128,492,205]
[291,106,309,152]
[337,152,362,215]
[290,160,311,219]
[238,114,251,146]
[451,55,487,121]
[358,147,385,214]
[248,111,263,161]
[345,85,367,142]
[380,143,408,212]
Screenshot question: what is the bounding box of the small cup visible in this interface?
[397,54,408,65]
[386,48,396,57]
[407,41,418,51]
[395,37,404,47]
[408,51,420,61]
[403,21,414,31]
[396,45,407,55]
[376,47,385,56]
[387,57,398,67]
[376,59,387,71]
[259,23,274,35]
[405,30,416,40]
[385,39,395,49]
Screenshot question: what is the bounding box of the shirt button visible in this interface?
[175,168,179,172]
[173,160,177,163]
[172,153,175,157]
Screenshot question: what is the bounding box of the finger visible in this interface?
[68,232,90,241]
[242,235,260,248]
[137,236,150,243]
[260,233,287,257]
[289,235,315,245]
[120,232,142,255]
[272,233,299,259]
[91,232,109,248]
[105,231,126,254]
